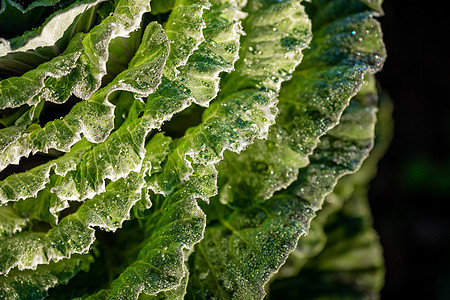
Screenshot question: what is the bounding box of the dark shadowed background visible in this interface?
[371,0,450,298]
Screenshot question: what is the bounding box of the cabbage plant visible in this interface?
[0,0,387,298]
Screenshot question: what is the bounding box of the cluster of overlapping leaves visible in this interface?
[0,0,387,298]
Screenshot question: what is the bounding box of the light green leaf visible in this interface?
[0,212,96,275]
[50,22,171,201]
[0,133,172,275]
[13,174,70,226]
[173,0,245,106]
[0,0,241,282]
[286,100,376,207]
[108,4,313,296]
[0,33,85,109]
[1,0,103,53]
[0,20,169,173]
[0,0,155,173]
[141,271,190,299]
[84,11,254,286]
[162,0,210,80]
[0,0,151,110]
[185,24,384,292]
[0,0,105,77]
[140,0,245,135]
[7,118,173,228]
[151,0,311,195]
[0,138,93,205]
[0,101,43,161]
[186,195,314,299]
[0,254,93,300]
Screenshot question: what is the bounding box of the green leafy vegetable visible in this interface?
[0,0,389,298]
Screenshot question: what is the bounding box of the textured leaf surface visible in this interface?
[270,143,388,300]
[91,1,312,298]
[0,0,158,173]
[82,3,249,296]
[0,133,171,275]
[0,0,151,109]
[0,0,389,298]
[163,0,210,79]
[0,254,93,300]
[187,80,379,299]
[217,0,386,207]
[0,21,169,172]
[151,0,311,196]
[23,0,244,206]
[140,0,244,133]
[87,6,251,287]
[0,0,104,77]
[275,80,392,281]
[270,190,385,299]
[51,0,243,201]
[106,186,206,299]
[0,138,93,204]
[0,0,241,286]
[187,195,314,299]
